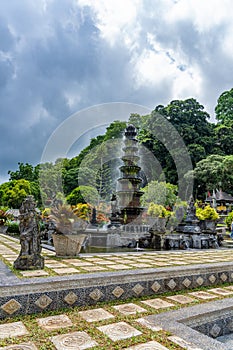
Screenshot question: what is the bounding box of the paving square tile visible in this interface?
[95,260,116,265]
[130,263,153,268]
[150,262,170,267]
[121,257,138,262]
[53,267,79,274]
[45,262,68,268]
[81,266,108,271]
[207,288,233,296]
[125,340,170,349]
[0,342,38,349]
[68,261,94,267]
[0,321,29,339]
[78,308,114,322]
[134,259,154,263]
[225,285,233,291]
[51,331,98,349]
[20,270,49,277]
[168,261,188,265]
[141,298,174,309]
[84,258,105,262]
[168,335,204,349]
[106,257,127,261]
[95,254,113,257]
[108,259,131,264]
[136,317,162,331]
[107,264,132,270]
[189,291,217,300]
[37,314,73,330]
[166,294,195,304]
[97,321,141,341]
[113,303,147,315]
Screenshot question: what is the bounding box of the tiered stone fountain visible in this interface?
[116,124,144,224]
[106,125,150,248]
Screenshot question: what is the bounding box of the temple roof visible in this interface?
[206,189,233,203]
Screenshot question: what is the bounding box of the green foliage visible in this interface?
[147,203,170,217]
[39,160,66,205]
[196,205,219,221]
[66,186,99,206]
[225,211,233,229]
[190,154,233,197]
[8,162,39,182]
[141,180,177,207]
[103,121,127,140]
[73,203,92,221]
[6,222,19,233]
[0,179,33,208]
[215,88,233,125]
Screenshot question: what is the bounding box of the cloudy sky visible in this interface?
[1,0,233,182]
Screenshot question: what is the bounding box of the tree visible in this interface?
[8,162,39,182]
[66,186,99,206]
[214,124,233,155]
[215,88,233,125]
[0,179,33,208]
[187,154,233,198]
[39,160,66,205]
[141,180,178,208]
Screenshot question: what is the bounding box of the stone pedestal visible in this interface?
[14,254,44,270]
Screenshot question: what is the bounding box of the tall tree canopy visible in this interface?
[215,88,233,125]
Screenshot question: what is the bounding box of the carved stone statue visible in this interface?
[108,193,121,227]
[14,196,44,270]
[110,194,119,217]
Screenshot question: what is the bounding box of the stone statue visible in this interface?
[14,196,44,270]
[110,194,119,217]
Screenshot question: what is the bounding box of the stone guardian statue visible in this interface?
[14,196,44,270]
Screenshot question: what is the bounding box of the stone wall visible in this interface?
[1,262,233,319]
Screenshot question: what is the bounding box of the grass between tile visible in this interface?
[0,282,232,349]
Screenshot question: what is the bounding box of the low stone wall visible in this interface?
[146,296,233,350]
[1,261,233,319]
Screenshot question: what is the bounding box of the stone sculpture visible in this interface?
[14,196,44,270]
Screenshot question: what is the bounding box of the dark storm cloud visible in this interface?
[0,0,233,182]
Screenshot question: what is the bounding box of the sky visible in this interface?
[1,0,233,183]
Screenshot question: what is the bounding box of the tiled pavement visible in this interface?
[1,234,233,279]
[1,286,233,349]
[1,234,233,349]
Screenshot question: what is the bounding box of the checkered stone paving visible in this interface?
[113,303,147,315]
[125,341,170,349]
[0,321,29,339]
[1,233,233,278]
[51,331,98,349]
[78,308,114,322]
[97,321,142,341]
[36,314,73,330]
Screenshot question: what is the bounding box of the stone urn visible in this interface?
[149,217,167,233]
[199,220,216,233]
[52,234,87,257]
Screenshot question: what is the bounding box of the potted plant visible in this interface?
[147,203,170,232]
[49,204,87,257]
[196,205,219,232]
